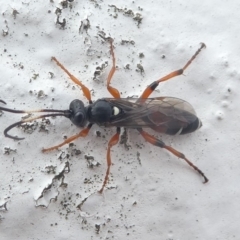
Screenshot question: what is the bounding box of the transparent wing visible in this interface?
[104,97,199,134]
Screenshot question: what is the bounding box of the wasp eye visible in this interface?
[73,112,84,124]
[69,99,87,127]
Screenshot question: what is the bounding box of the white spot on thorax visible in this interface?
[113,106,120,116]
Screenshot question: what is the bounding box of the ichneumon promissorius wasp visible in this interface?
[0,37,208,193]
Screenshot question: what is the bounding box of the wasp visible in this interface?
[0,37,208,193]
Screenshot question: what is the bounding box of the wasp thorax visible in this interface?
[90,100,112,124]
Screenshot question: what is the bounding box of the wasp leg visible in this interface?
[103,37,120,99]
[42,123,93,152]
[99,127,120,194]
[140,43,206,99]
[137,128,208,183]
[106,38,120,98]
[51,57,92,103]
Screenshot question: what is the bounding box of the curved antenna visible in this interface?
[0,101,71,140]
[4,113,69,140]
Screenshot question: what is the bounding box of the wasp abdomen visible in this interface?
[166,117,202,135]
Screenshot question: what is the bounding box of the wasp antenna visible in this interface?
[0,104,70,115]
[3,112,70,140]
[4,121,26,140]
[0,99,6,105]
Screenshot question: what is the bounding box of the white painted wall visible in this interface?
[1,1,239,239]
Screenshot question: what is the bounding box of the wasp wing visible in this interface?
[104,97,201,135]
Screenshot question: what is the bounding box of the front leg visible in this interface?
[51,57,92,103]
[42,123,93,152]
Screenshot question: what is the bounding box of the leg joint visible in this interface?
[150,81,159,91]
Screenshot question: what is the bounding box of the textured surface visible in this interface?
[0,1,240,239]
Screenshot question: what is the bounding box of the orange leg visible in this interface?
[140,43,206,100]
[101,37,120,98]
[42,123,92,152]
[138,128,208,183]
[51,57,92,103]
[98,36,121,192]
[99,127,120,193]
